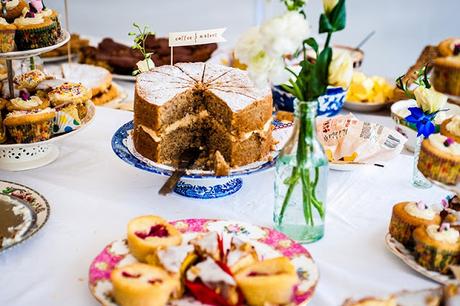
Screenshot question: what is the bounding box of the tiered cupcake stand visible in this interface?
[0,30,94,171]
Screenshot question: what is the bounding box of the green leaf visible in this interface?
[303,37,319,56]
[328,0,346,32]
[319,14,333,34]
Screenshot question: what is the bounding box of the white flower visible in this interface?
[323,0,339,14]
[245,50,289,88]
[235,27,264,64]
[259,11,309,58]
[414,86,447,114]
[328,49,353,89]
[136,58,155,73]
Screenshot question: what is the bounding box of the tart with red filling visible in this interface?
[235,257,299,306]
[111,263,178,306]
[225,237,258,274]
[127,215,182,262]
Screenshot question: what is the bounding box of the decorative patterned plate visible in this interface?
[0,180,50,253]
[89,219,319,306]
[385,233,456,284]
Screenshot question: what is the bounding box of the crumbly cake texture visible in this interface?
[432,56,460,96]
[133,63,273,171]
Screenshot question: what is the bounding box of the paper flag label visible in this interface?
[169,28,226,47]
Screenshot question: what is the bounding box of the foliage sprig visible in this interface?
[129,23,155,75]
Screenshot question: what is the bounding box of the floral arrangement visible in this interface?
[129,23,155,75]
[396,66,447,138]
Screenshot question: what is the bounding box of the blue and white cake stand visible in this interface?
[112,120,292,199]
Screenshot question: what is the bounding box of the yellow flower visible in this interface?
[414,86,447,114]
[323,0,339,14]
[328,50,353,89]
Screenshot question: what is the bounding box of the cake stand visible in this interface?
[112,120,293,199]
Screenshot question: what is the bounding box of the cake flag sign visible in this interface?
[168,28,226,64]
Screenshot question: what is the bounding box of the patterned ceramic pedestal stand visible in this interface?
[0,31,97,171]
[112,120,293,199]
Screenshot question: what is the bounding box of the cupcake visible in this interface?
[26,1,61,35]
[3,107,55,143]
[389,201,441,248]
[438,37,460,57]
[53,100,81,134]
[235,257,299,306]
[6,91,49,111]
[111,263,178,306]
[0,17,15,52]
[432,56,460,97]
[417,134,460,185]
[13,12,58,50]
[47,82,91,106]
[2,0,27,21]
[413,223,460,274]
[13,69,48,91]
[127,215,182,262]
[441,115,460,143]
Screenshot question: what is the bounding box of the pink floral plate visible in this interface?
[89,219,319,306]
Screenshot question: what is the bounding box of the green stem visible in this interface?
[278,167,300,224]
[324,32,332,49]
[301,168,313,225]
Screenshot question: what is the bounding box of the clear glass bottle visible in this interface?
[274,100,329,243]
[412,135,432,189]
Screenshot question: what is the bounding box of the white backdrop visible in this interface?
[48,0,460,78]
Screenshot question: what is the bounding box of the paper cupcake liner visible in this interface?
[15,22,59,51]
[418,145,460,185]
[433,66,460,97]
[7,120,53,143]
[53,109,81,135]
[0,30,15,53]
[414,241,459,275]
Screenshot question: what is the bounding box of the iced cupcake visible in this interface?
[3,107,55,143]
[6,91,49,111]
[2,0,27,21]
[13,12,58,50]
[14,69,48,91]
[0,17,15,52]
[48,82,91,106]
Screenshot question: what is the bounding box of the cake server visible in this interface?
[158,148,201,195]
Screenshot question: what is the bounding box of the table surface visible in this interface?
[0,102,450,305]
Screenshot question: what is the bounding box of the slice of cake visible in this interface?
[133,63,273,174]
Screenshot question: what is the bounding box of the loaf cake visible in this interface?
[133,63,274,173]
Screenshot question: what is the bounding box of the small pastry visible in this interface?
[14,13,58,51]
[190,231,222,261]
[0,17,16,52]
[26,1,61,35]
[235,257,299,306]
[389,201,441,248]
[47,82,91,107]
[127,215,182,262]
[111,263,178,306]
[186,257,240,306]
[13,70,48,91]
[417,134,460,185]
[441,115,460,143]
[3,107,55,143]
[2,0,27,21]
[432,56,460,97]
[413,223,460,274]
[6,91,49,111]
[438,37,460,57]
[53,100,81,134]
[225,237,258,274]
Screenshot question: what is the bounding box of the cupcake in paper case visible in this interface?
[441,115,460,143]
[48,82,92,107]
[0,99,6,143]
[417,134,460,185]
[3,0,27,21]
[389,201,441,249]
[13,13,58,51]
[0,17,16,52]
[413,223,460,274]
[13,69,48,91]
[3,107,55,143]
[23,2,61,35]
[53,101,81,134]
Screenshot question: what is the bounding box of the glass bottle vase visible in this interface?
[412,135,432,189]
[274,100,329,243]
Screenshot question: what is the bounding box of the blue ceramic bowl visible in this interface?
[272,85,347,117]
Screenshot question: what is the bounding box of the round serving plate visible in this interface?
[112,74,136,82]
[428,178,460,196]
[343,100,389,113]
[88,218,319,306]
[0,180,50,254]
[329,162,369,172]
[112,120,293,199]
[385,233,457,285]
[0,30,71,60]
[0,101,96,171]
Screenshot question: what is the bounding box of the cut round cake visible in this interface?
[133,63,274,173]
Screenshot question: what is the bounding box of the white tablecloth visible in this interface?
[0,107,450,306]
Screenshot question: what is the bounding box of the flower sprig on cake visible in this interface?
[129,23,155,75]
[396,66,447,138]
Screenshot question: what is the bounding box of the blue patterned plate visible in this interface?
[111,120,292,199]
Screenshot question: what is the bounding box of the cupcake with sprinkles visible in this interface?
[0,17,16,52]
[3,107,55,143]
[13,5,58,50]
[389,201,441,249]
[413,222,460,274]
[48,82,91,119]
[6,90,49,111]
